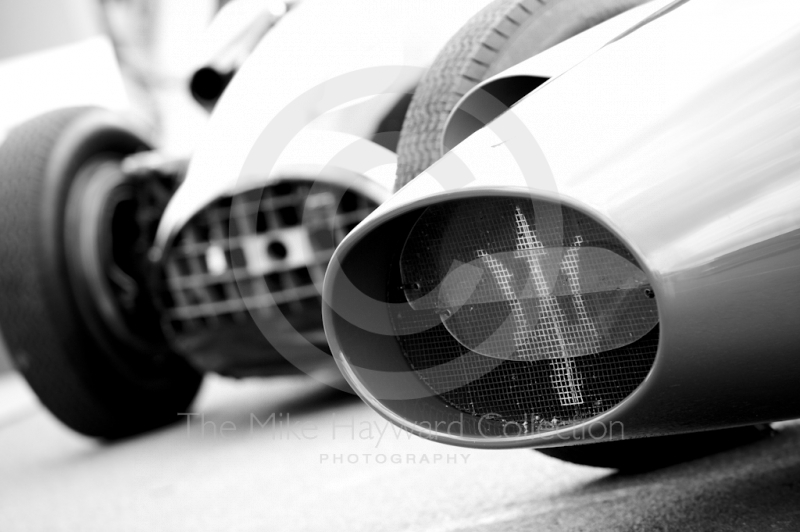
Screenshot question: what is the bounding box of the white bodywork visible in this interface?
[156,0,496,247]
[323,0,800,446]
[441,0,671,153]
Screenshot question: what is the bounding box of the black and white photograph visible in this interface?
[1,0,799,530]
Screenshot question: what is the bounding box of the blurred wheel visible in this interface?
[395,0,653,189]
[0,107,202,439]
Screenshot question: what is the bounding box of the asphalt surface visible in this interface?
[1,372,799,532]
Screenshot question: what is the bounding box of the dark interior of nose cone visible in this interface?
[442,76,548,154]
[330,207,482,437]
[330,196,659,442]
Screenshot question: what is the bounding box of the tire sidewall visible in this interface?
[0,108,201,438]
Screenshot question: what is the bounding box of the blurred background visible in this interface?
[0,0,224,374]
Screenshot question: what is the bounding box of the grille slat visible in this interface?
[161,180,379,340]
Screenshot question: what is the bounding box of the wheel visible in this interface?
[395,0,654,189]
[538,425,774,472]
[0,107,202,439]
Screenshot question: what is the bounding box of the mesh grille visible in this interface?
[161,180,378,339]
[390,197,658,434]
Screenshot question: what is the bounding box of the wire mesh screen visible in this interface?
[161,180,378,340]
[390,197,659,433]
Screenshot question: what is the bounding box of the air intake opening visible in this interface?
[390,196,658,434]
[329,194,659,442]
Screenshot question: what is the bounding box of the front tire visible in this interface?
[0,107,201,439]
[395,0,653,189]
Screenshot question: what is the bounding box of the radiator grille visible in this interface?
[390,197,658,434]
[161,180,378,340]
